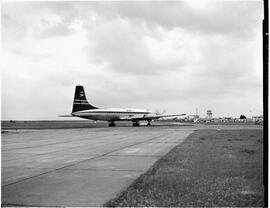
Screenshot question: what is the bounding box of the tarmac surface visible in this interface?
[2,123,263,207]
[2,126,193,206]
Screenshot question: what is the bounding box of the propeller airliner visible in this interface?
[60,85,185,127]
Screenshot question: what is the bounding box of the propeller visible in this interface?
[155,109,166,115]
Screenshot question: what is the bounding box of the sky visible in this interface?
[1,0,264,120]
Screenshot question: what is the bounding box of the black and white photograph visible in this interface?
[1,0,266,207]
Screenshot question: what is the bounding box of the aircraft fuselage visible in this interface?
[72,108,150,122]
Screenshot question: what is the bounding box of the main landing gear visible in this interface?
[108,122,116,127]
[132,122,140,127]
[147,121,151,126]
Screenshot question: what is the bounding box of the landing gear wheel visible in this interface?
[147,121,151,126]
[132,122,140,127]
[108,122,116,127]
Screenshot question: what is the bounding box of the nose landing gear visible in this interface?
[132,122,140,127]
[108,122,116,127]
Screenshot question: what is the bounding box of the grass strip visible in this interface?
[104,129,264,207]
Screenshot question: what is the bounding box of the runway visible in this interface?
[2,126,192,206]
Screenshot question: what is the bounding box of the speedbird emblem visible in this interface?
[79,91,84,97]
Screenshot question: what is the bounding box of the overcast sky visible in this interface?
[2,1,263,120]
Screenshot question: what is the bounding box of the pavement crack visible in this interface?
[62,168,144,172]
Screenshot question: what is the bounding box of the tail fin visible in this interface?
[72,85,98,113]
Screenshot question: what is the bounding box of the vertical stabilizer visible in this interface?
[72,85,98,112]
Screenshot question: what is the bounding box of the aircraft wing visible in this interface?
[122,113,186,122]
[58,114,74,117]
[141,113,186,120]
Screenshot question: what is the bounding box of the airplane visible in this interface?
[60,85,186,127]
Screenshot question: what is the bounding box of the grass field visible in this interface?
[104,129,264,207]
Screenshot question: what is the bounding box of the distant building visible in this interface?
[252,116,263,122]
[206,110,213,119]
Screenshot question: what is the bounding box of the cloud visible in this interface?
[38,22,75,39]
[84,17,193,75]
[1,1,263,119]
[82,1,262,38]
[76,1,262,76]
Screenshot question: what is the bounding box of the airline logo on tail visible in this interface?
[79,91,84,97]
